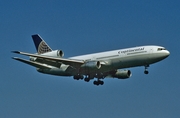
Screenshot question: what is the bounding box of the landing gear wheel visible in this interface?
[100,81,104,85]
[144,70,149,74]
[93,81,98,86]
[84,78,90,82]
[73,75,84,80]
[93,80,104,86]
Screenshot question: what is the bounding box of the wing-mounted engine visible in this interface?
[81,61,101,70]
[41,50,64,57]
[110,70,132,79]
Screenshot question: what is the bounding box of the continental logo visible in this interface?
[38,41,51,54]
[118,47,144,54]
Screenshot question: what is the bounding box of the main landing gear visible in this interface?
[73,74,105,86]
[84,77,90,82]
[144,65,149,74]
[84,74,105,86]
[93,73,105,86]
[93,80,104,86]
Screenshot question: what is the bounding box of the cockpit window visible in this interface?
[157,48,166,51]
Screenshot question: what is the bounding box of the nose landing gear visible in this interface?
[144,65,149,74]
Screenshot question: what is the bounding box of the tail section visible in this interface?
[32,34,52,54]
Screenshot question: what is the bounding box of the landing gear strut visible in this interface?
[84,74,94,82]
[144,65,149,74]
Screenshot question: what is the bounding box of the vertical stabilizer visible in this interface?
[32,34,52,54]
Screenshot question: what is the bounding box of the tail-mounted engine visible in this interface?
[29,50,64,61]
[41,50,64,57]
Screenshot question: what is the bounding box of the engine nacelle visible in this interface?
[81,61,101,70]
[41,50,64,57]
[112,70,132,79]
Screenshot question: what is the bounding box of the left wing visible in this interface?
[12,57,53,69]
[12,51,85,68]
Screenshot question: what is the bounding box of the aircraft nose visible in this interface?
[165,50,170,57]
[163,50,170,58]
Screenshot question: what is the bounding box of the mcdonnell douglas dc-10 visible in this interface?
[12,34,170,86]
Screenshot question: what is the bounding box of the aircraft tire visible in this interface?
[100,81,104,85]
[84,78,90,82]
[144,70,149,74]
[93,81,99,86]
[93,80,104,86]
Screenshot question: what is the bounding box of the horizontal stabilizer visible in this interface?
[12,57,52,69]
[12,51,21,54]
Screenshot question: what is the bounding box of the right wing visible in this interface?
[12,51,85,68]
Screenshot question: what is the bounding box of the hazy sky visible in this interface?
[1,0,180,118]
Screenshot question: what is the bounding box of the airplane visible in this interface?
[12,34,170,86]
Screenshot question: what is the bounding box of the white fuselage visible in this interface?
[40,45,169,76]
[70,45,169,69]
